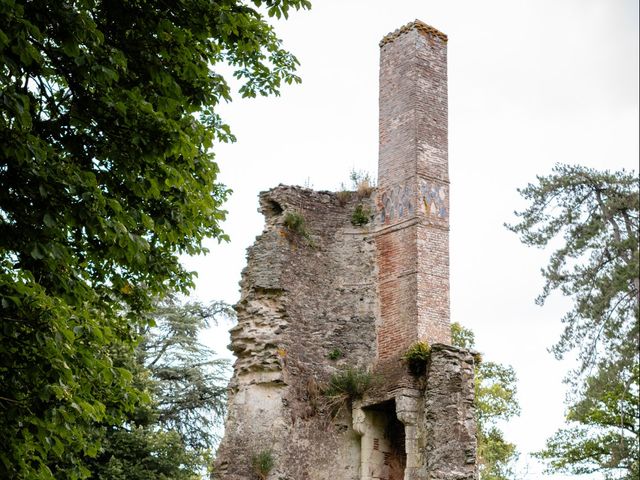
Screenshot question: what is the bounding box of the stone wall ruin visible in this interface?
[214,20,478,480]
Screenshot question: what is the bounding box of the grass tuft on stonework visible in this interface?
[251,449,274,480]
[323,367,375,415]
[350,169,375,198]
[336,189,352,206]
[282,210,316,247]
[283,211,307,235]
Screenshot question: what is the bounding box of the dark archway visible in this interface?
[360,400,406,480]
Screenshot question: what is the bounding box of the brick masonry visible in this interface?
[375,20,451,392]
[214,20,477,480]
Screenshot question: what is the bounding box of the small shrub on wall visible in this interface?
[402,341,431,375]
[282,210,314,247]
[351,204,371,226]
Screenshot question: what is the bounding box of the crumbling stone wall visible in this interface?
[215,186,379,479]
[421,345,477,480]
[215,20,477,480]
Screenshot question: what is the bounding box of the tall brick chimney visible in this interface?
[376,21,451,373]
[216,21,477,479]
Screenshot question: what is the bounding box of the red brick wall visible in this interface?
[376,22,451,372]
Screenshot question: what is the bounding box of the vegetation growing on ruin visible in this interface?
[350,169,375,198]
[282,210,315,247]
[336,169,375,206]
[402,341,431,375]
[351,204,371,226]
[251,449,275,480]
[283,210,307,234]
[336,189,352,206]
[323,367,375,414]
[327,348,343,360]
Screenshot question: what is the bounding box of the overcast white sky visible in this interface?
[181,1,639,477]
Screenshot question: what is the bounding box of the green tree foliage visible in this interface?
[86,428,204,480]
[451,322,521,480]
[535,355,638,480]
[142,298,233,451]
[507,164,639,479]
[507,164,638,379]
[86,298,233,480]
[0,1,309,477]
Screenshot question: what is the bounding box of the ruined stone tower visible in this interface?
[215,21,477,480]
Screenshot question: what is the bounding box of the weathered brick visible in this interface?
[215,20,476,480]
[376,20,451,382]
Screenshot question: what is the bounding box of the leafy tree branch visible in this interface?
[0,0,309,477]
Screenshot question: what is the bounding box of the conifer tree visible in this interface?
[508,164,639,479]
[86,298,233,480]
